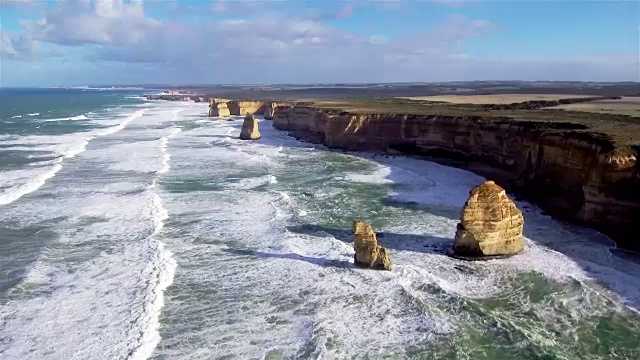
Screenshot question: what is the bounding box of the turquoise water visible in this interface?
[1,90,639,359]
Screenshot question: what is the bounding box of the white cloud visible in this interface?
[22,0,160,47]
[4,0,636,85]
[0,27,18,57]
[212,1,226,13]
[0,0,34,8]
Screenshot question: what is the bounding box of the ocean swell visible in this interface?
[128,124,182,359]
[0,108,148,207]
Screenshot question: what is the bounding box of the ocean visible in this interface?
[0,88,639,359]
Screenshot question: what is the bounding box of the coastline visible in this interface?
[267,104,639,253]
[149,93,639,251]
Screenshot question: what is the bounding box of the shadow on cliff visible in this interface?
[222,248,353,269]
[286,224,452,256]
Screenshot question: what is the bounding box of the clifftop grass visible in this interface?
[306,98,640,148]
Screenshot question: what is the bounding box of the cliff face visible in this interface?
[210,100,289,117]
[264,102,277,120]
[227,101,266,116]
[273,105,640,250]
[209,98,231,117]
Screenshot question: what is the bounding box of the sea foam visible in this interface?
[0,161,63,205]
[0,103,196,360]
[0,108,149,207]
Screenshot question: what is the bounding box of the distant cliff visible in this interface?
[228,101,266,116]
[273,105,640,251]
[145,94,194,101]
[209,100,288,117]
[209,98,231,117]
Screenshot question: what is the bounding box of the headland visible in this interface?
[145,81,640,252]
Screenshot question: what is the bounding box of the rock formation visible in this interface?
[209,98,231,117]
[271,105,640,251]
[353,221,392,271]
[239,114,261,140]
[453,181,525,258]
[213,100,291,117]
[264,102,277,120]
[228,101,266,116]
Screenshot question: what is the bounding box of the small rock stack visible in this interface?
[353,221,392,271]
[239,114,261,140]
[453,180,525,258]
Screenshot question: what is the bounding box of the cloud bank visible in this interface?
[1,0,637,86]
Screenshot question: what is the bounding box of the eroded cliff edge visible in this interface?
[273,105,640,251]
[209,99,287,117]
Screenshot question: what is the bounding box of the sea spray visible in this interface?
[63,139,91,159]
[158,128,182,174]
[0,108,147,207]
[0,161,63,205]
[128,125,182,359]
[97,109,146,137]
[127,190,177,360]
[42,114,89,122]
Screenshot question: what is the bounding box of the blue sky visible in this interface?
[0,0,638,86]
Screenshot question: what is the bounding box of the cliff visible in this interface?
[209,98,231,117]
[209,100,290,117]
[227,100,266,116]
[264,102,277,120]
[146,94,193,101]
[273,105,640,250]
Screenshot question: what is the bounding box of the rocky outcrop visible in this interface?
[272,105,640,251]
[228,101,266,116]
[210,100,292,117]
[239,114,261,140]
[264,102,277,120]
[453,181,525,258]
[209,98,231,117]
[353,221,392,271]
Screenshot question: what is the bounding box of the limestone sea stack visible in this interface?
[353,221,392,271]
[453,180,525,258]
[239,114,261,140]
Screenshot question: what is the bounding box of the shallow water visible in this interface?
[1,92,639,359]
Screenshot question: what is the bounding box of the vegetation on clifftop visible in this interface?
[307,98,640,149]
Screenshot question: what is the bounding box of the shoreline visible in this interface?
[307,141,633,255]
[146,95,638,253]
[273,109,640,253]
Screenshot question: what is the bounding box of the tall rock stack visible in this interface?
[353,221,392,271]
[453,180,525,258]
[239,114,261,140]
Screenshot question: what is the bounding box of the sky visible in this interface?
[0,0,638,86]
